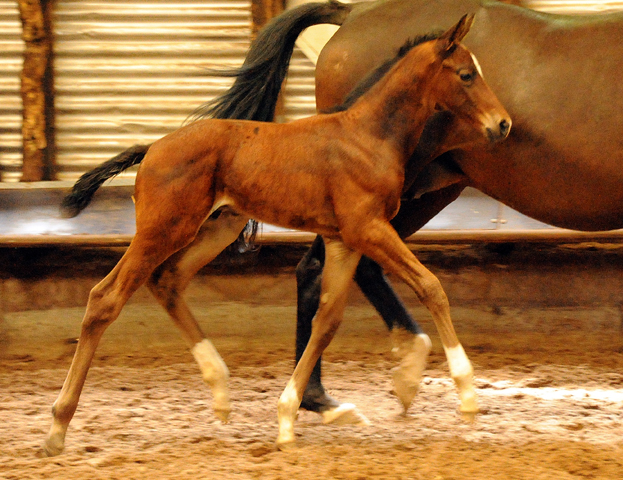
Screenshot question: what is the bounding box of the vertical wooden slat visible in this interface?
[17,0,52,181]
[251,0,286,35]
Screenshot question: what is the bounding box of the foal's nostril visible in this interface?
[499,119,510,137]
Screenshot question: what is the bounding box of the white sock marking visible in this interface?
[277,378,300,444]
[443,344,472,379]
[191,339,229,385]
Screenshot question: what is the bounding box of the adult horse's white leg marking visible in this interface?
[444,343,478,419]
[192,339,231,421]
[391,329,432,411]
[321,403,371,426]
[277,238,362,448]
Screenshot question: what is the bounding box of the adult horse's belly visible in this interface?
[457,136,623,232]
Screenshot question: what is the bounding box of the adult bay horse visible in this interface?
[45,16,510,455]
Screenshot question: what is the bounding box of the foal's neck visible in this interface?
[345,46,440,161]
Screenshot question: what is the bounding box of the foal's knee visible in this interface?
[311,314,342,349]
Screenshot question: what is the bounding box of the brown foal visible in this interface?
[44,14,510,454]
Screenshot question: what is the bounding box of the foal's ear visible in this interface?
[437,14,475,57]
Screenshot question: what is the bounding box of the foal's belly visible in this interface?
[222,183,342,238]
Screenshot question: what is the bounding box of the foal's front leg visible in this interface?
[296,236,429,418]
[277,238,362,448]
[351,220,478,419]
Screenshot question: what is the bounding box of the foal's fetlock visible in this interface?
[191,339,231,422]
[454,373,479,422]
[204,372,230,422]
[210,378,231,423]
[390,330,432,411]
[444,343,479,421]
[276,379,300,448]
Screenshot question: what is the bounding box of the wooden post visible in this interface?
[251,0,286,37]
[18,0,53,181]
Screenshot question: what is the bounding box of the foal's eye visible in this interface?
[459,71,474,83]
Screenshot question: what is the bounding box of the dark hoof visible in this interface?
[300,390,341,413]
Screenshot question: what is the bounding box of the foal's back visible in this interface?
[140,114,402,237]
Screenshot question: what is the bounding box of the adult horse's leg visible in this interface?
[44,223,203,456]
[147,210,249,422]
[296,183,465,413]
[350,218,477,419]
[278,237,362,447]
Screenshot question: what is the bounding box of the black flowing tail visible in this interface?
[60,0,352,237]
[189,0,352,123]
[60,144,149,218]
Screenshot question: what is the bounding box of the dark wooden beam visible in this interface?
[251,0,286,36]
[18,0,53,181]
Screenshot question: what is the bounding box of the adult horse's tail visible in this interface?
[190,0,352,122]
[61,0,352,219]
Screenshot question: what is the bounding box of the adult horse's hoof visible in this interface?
[321,403,370,426]
[300,388,341,413]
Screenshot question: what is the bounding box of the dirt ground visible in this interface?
[1,301,623,480]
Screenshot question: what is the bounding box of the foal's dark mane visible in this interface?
[323,32,443,114]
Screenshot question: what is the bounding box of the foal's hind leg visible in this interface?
[44,226,201,456]
[277,238,362,447]
[44,163,214,456]
[345,220,478,419]
[147,210,249,421]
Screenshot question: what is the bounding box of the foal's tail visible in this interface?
[61,1,352,221]
[189,0,352,123]
[60,144,149,218]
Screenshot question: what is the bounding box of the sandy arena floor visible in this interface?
[1,302,623,480]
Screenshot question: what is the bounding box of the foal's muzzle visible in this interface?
[486,118,512,143]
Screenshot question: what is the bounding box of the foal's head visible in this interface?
[429,15,511,143]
